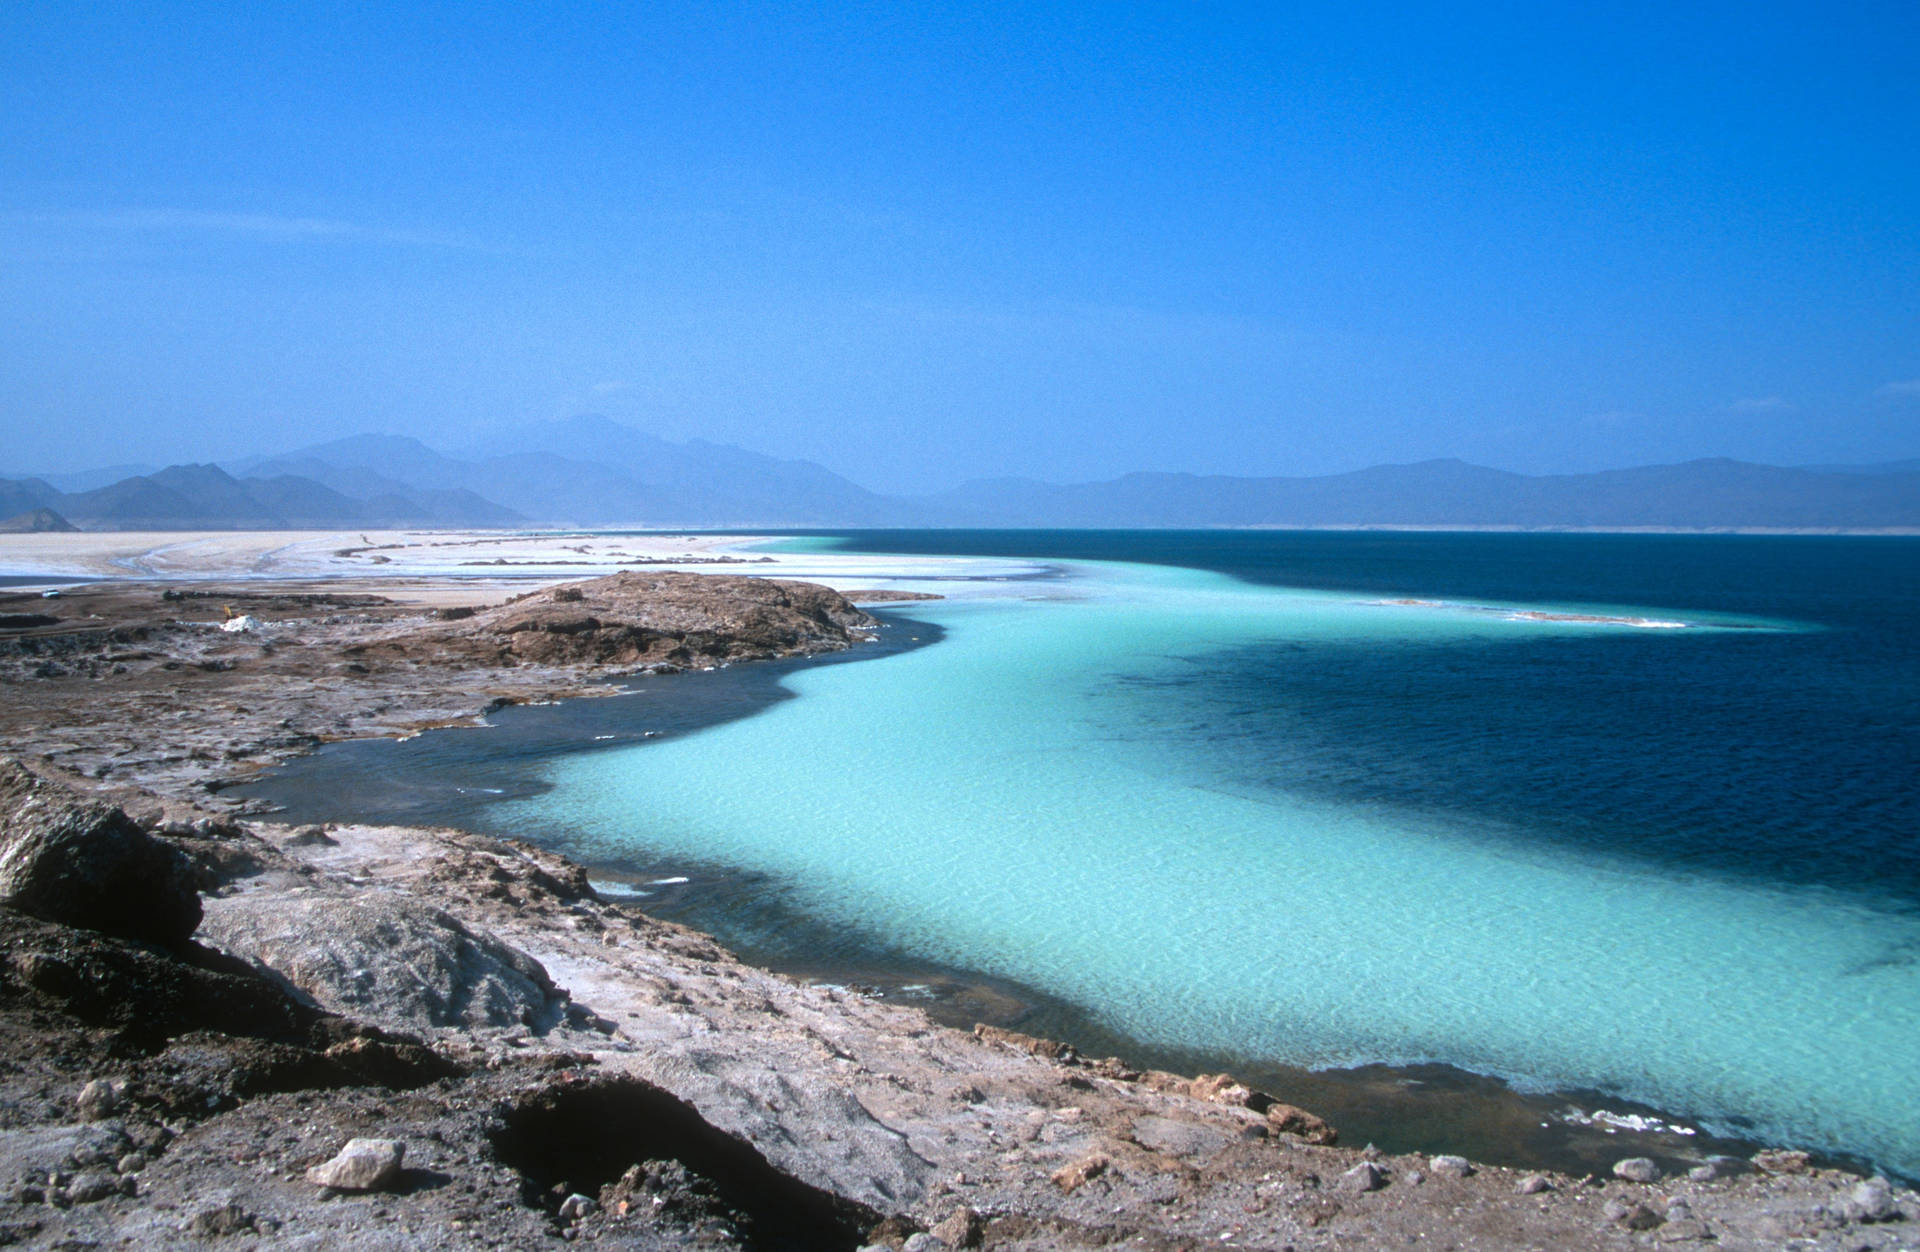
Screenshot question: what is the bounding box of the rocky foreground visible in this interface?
[0,572,1913,1249]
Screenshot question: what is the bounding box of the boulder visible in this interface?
[1264,1102,1337,1145]
[929,1205,982,1248]
[1050,1153,1110,1193]
[0,760,201,943]
[1188,1073,1256,1106]
[1753,1148,1812,1174]
[306,1138,404,1192]
[1606,1200,1663,1231]
[198,890,562,1033]
[74,1079,126,1121]
[1516,1173,1553,1194]
[1848,1176,1897,1223]
[1340,1161,1387,1193]
[1612,1156,1660,1183]
[1429,1154,1474,1178]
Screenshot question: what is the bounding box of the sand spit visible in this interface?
[0,545,1912,1248]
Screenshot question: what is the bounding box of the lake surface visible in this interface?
[245,531,1920,1177]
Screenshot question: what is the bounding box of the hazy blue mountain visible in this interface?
[1799,458,1920,475]
[238,474,380,527]
[459,415,904,524]
[14,465,160,493]
[7,459,520,530]
[922,458,1920,529]
[0,507,78,533]
[235,435,472,489]
[0,478,60,518]
[144,465,287,526]
[59,476,211,529]
[17,425,1918,531]
[226,449,524,526]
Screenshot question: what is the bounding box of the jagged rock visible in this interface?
[184,1202,257,1236]
[1340,1161,1387,1192]
[1516,1173,1553,1194]
[1429,1154,1473,1178]
[1265,1102,1337,1144]
[1188,1072,1256,1106]
[1621,1202,1665,1230]
[1753,1148,1812,1174]
[198,890,561,1033]
[973,1023,1078,1063]
[0,760,201,943]
[64,1170,124,1203]
[557,1192,595,1221]
[1605,1198,1664,1228]
[1050,1154,1110,1192]
[74,1078,126,1121]
[929,1205,982,1248]
[1848,1176,1897,1222]
[305,1138,404,1192]
[1613,1156,1660,1182]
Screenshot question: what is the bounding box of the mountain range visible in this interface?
[3,415,1916,532]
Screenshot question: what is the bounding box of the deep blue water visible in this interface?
[811,531,1920,910]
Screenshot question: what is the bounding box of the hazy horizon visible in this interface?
[9,414,1920,500]
[4,5,1917,492]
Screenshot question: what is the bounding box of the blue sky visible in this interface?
[3,2,1916,491]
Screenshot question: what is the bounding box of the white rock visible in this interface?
[305,1138,405,1192]
[75,1079,126,1121]
[1849,1176,1896,1223]
[1612,1156,1660,1183]
[558,1193,595,1222]
[1429,1154,1474,1178]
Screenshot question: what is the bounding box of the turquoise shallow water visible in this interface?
[496,553,1920,1177]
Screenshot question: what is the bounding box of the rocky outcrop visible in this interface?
[198,889,565,1034]
[425,570,879,669]
[0,760,200,943]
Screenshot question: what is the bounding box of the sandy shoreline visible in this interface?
[0,530,1913,1248]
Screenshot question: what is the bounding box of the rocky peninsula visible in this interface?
[0,557,1913,1249]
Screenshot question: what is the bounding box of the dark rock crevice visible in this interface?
[490,1074,880,1249]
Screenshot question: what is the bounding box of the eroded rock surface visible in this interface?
[199,890,564,1034]
[0,760,201,943]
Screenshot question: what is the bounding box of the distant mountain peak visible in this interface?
[0,507,77,533]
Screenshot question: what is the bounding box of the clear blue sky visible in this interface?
[3,2,1916,491]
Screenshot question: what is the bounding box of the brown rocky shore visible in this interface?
[0,571,1913,1249]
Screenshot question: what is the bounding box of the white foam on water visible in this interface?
[501,557,1920,1175]
[587,880,651,899]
